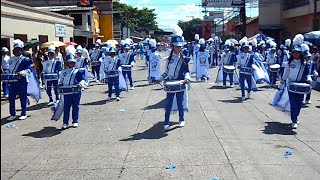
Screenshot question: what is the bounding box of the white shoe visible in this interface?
[7,116,16,121]
[19,115,27,120]
[107,97,111,101]
[72,123,79,128]
[179,121,185,127]
[241,97,246,101]
[96,80,100,83]
[230,85,234,88]
[47,102,54,106]
[292,123,298,129]
[247,93,251,99]
[164,125,170,131]
[297,120,300,124]
[62,124,68,129]
[116,97,120,101]
[306,100,312,104]
[130,86,134,90]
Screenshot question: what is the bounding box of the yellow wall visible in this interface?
[100,14,113,41]
[93,10,100,42]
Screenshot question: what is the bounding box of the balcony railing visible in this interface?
[283,0,310,10]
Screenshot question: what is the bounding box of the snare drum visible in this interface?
[269,64,280,72]
[43,73,58,81]
[1,74,19,82]
[163,80,186,93]
[91,61,101,66]
[288,82,311,94]
[106,70,119,78]
[223,65,235,74]
[239,67,254,75]
[121,65,132,71]
[59,86,81,95]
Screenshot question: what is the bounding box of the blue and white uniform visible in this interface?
[305,58,318,103]
[148,44,161,83]
[42,56,62,103]
[2,49,10,96]
[236,50,255,98]
[119,46,135,88]
[90,45,104,81]
[266,50,278,85]
[221,50,237,86]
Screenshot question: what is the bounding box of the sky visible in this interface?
[119,0,259,30]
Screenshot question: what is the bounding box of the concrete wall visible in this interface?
[1,0,74,50]
[283,0,320,19]
[100,14,113,41]
[259,0,283,26]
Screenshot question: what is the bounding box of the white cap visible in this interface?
[1,47,9,52]
[13,39,24,49]
[48,45,55,53]
[199,38,205,45]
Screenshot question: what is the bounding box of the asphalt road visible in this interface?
[1,51,320,180]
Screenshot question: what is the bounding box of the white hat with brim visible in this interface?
[171,36,184,47]
[2,47,9,52]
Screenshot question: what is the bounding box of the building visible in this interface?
[234,17,260,38]
[36,6,102,46]
[259,0,320,43]
[1,0,74,51]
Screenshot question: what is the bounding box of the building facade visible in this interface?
[1,0,74,51]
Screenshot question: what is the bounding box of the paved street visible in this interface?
[1,52,320,180]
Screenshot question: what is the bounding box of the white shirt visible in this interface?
[101,56,120,72]
[2,55,10,70]
[120,51,134,65]
[236,52,250,67]
[42,59,57,74]
[266,51,277,65]
[282,60,312,82]
[220,52,233,65]
[82,48,90,61]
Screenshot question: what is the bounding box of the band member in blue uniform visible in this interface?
[59,54,86,129]
[120,43,135,90]
[158,25,191,131]
[221,41,237,87]
[195,38,210,81]
[237,38,254,101]
[278,44,290,77]
[42,45,62,106]
[6,40,33,121]
[90,40,104,82]
[148,39,161,84]
[279,43,312,129]
[302,44,318,104]
[266,42,278,87]
[101,47,122,101]
[191,34,200,75]
[2,47,10,98]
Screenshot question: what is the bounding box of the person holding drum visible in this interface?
[119,42,135,90]
[90,40,104,83]
[236,38,255,101]
[220,41,237,87]
[303,44,318,105]
[280,41,312,129]
[42,45,62,106]
[75,45,89,69]
[2,47,10,98]
[157,25,191,131]
[58,54,86,129]
[266,42,279,87]
[4,39,33,121]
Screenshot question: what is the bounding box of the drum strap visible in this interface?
[51,60,57,73]
[68,69,79,85]
[226,53,231,65]
[125,53,131,65]
[296,63,305,82]
[12,57,23,74]
[93,49,101,62]
[244,54,250,68]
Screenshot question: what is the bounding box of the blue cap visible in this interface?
[242,42,249,48]
[109,47,117,53]
[292,45,302,52]
[66,54,77,62]
[171,36,184,47]
[124,44,130,49]
[95,42,101,47]
[303,50,311,58]
[224,45,230,51]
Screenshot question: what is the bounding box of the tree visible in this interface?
[113,2,159,33]
[177,18,203,41]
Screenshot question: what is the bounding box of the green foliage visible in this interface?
[113,2,158,33]
[177,18,203,41]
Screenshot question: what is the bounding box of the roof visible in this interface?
[36,6,96,12]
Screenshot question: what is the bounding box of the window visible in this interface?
[88,14,92,26]
[39,35,48,44]
[59,37,64,42]
[70,37,74,42]
[283,0,310,10]
[71,14,82,26]
[14,34,27,42]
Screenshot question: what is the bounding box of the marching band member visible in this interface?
[119,41,135,90]
[191,34,200,75]
[236,37,255,101]
[207,38,214,66]
[266,41,279,87]
[75,45,89,69]
[303,44,318,104]
[212,36,221,67]
[101,47,122,101]
[278,44,290,77]
[144,38,150,67]
[5,40,33,121]
[148,39,161,84]
[285,38,292,51]
[219,40,237,87]
[59,50,86,129]
[81,43,90,62]
[195,38,210,81]
[274,34,312,129]
[1,47,10,98]
[157,25,191,131]
[118,40,125,56]
[90,40,104,83]
[42,45,62,106]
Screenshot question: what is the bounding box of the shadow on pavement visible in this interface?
[134,83,150,88]
[208,85,227,90]
[16,102,47,112]
[22,126,62,138]
[119,122,180,141]
[142,99,165,110]
[134,79,148,83]
[316,106,320,109]
[262,122,297,135]
[218,97,243,104]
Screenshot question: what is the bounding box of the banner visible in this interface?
[202,22,212,40]
[202,0,244,7]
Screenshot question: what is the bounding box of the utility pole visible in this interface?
[241,0,246,37]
